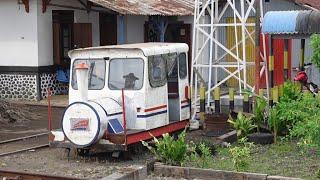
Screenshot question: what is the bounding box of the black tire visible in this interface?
[247,133,274,144]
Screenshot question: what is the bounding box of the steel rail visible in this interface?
[0,144,49,157]
[0,132,49,145]
[0,169,84,180]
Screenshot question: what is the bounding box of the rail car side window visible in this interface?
[166,53,178,80]
[72,59,106,90]
[148,55,167,87]
[179,53,187,79]
[109,58,144,90]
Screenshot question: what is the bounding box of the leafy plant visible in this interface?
[252,96,267,132]
[310,34,320,70]
[228,112,256,138]
[142,131,216,167]
[281,81,301,102]
[291,115,320,149]
[268,106,280,143]
[184,142,215,168]
[316,169,320,179]
[194,140,216,156]
[241,90,267,132]
[141,130,187,166]
[269,89,315,137]
[229,137,254,171]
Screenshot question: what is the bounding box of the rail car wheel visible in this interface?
[77,148,90,156]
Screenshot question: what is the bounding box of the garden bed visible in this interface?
[144,81,320,180]
[153,162,303,180]
[191,140,320,179]
[184,130,320,179]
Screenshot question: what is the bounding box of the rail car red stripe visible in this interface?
[126,119,189,144]
[144,105,167,112]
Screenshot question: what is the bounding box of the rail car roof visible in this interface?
[69,43,189,58]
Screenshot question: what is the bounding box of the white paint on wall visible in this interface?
[37,0,100,66]
[0,0,101,67]
[125,15,146,44]
[0,0,39,66]
[74,10,100,47]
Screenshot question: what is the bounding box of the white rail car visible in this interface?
[50,43,190,151]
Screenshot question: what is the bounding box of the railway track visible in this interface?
[0,132,49,157]
[0,169,84,180]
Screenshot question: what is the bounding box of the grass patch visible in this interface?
[206,141,320,179]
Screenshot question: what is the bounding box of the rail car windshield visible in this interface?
[108,58,144,90]
[71,59,106,90]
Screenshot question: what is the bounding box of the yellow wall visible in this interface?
[226,17,255,88]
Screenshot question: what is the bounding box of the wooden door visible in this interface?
[73,23,92,48]
[52,10,74,67]
[165,24,192,80]
[100,13,117,46]
[53,23,61,65]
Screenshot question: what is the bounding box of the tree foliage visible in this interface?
[310,34,320,70]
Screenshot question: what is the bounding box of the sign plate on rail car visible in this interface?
[70,118,90,131]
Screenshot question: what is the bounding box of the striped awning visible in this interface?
[262,10,320,35]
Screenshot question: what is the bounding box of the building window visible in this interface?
[52,10,74,68]
[61,24,73,60]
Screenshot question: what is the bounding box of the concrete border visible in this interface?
[98,160,302,180]
[100,160,155,180]
[153,163,303,180]
[101,166,147,180]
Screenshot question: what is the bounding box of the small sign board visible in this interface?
[70,118,90,131]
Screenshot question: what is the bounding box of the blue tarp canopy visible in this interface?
[262,10,320,35]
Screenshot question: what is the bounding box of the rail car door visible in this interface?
[167,53,181,123]
[178,52,190,121]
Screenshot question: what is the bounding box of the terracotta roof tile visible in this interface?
[295,0,320,10]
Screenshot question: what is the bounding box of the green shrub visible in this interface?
[142,131,215,167]
[270,91,315,136]
[229,138,254,172]
[141,131,187,166]
[271,90,320,152]
[281,81,301,102]
[291,114,320,150]
[252,96,267,132]
[310,34,320,70]
[184,142,215,168]
[228,112,256,138]
[268,106,280,143]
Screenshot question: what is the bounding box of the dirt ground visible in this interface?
[0,101,155,179]
[0,100,216,179]
[0,148,153,179]
[0,102,63,141]
[0,101,158,179]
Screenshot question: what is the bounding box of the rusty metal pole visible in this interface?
[121,89,127,149]
[255,0,261,93]
[47,88,52,132]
